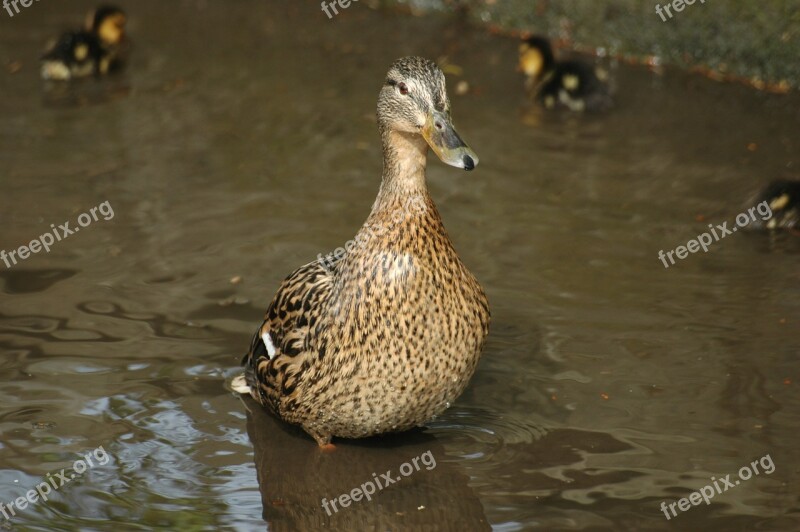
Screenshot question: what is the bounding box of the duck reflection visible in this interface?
[243,396,489,531]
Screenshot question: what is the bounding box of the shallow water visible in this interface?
[1,1,799,531]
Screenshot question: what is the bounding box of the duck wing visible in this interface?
[241,256,339,409]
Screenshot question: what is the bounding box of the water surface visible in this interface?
[1,1,799,530]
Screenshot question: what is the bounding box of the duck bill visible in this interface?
[422,111,479,171]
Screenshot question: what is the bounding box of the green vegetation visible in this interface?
[386,0,800,89]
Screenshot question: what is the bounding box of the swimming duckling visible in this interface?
[518,36,611,112]
[750,180,800,229]
[41,5,127,81]
[233,57,490,448]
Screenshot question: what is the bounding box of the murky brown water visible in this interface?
[1,1,799,530]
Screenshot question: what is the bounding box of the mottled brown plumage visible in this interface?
[235,57,490,446]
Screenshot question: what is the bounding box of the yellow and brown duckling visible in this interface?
[749,180,800,229]
[41,5,127,81]
[519,36,612,112]
[233,57,490,448]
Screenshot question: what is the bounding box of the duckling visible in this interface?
[750,180,800,229]
[518,36,611,112]
[41,5,127,81]
[233,57,490,447]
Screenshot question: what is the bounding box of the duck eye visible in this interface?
[398,82,409,95]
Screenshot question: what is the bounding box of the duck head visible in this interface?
[518,36,555,81]
[377,57,478,171]
[86,5,127,47]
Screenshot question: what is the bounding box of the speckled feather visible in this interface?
[241,57,490,446]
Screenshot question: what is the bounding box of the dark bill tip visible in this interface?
[462,155,475,171]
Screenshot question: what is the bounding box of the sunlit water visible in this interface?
[1,1,799,530]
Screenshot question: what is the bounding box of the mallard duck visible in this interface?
[41,5,127,81]
[750,180,800,229]
[233,57,490,447]
[518,36,612,112]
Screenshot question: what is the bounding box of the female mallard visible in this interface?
[41,5,127,81]
[518,36,612,112]
[233,57,490,447]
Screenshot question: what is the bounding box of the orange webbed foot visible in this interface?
[318,442,336,452]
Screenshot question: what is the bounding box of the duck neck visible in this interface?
[372,129,430,212]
